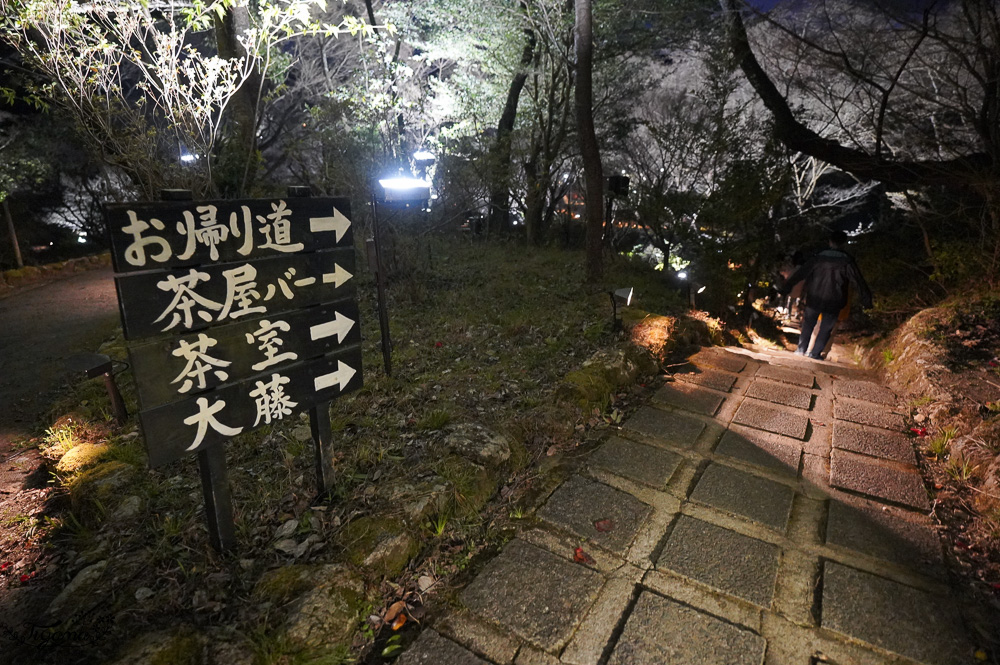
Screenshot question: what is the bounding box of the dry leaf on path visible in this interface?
[573,547,595,566]
[593,519,615,533]
[384,600,407,623]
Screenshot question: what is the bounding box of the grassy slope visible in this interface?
[3,238,686,664]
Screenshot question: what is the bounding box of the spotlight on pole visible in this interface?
[377,177,431,204]
[609,287,634,331]
[370,176,434,376]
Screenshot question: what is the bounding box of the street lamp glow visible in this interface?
[413,150,435,162]
[677,271,688,280]
[378,177,431,203]
[180,152,198,163]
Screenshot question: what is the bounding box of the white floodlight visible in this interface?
[377,177,432,203]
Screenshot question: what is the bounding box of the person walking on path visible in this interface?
[779,230,872,359]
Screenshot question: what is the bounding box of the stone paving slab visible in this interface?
[397,630,491,665]
[834,399,904,431]
[461,539,603,652]
[830,448,929,511]
[607,591,766,665]
[745,379,813,410]
[833,379,897,405]
[691,349,748,374]
[833,421,917,464]
[537,475,652,554]
[690,463,795,531]
[589,436,682,488]
[733,399,810,440]
[822,561,969,665]
[715,426,802,477]
[652,382,724,416]
[657,515,780,607]
[755,364,816,388]
[674,367,738,392]
[622,406,706,449]
[826,497,942,570]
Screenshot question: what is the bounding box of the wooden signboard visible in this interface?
[103,192,362,550]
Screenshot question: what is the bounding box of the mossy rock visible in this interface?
[439,423,512,470]
[56,442,110,474]
[3,265,41,283]
[341,516,420,578]
[110,627,205,665]
[378,479,451,526]
[283,565,366,649]
[68,461,139,523]
[436,455,498,519]
[254,565,318,606]
[626,311,711,362]
[556,365,615,410]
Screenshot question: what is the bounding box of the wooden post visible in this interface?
[197,442,236,552]
[310,402,335,497]
[2,198,23,268]
[286,186,337,497]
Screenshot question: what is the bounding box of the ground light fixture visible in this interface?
[690,282,707,308]
[609,286,634,331]
[371,176,434,376]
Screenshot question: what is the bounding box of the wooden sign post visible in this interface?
[103,188,363,551]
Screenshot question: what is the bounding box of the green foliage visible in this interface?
[927,426,958,460]
[416,409,453,431]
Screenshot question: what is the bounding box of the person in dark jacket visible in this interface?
[779,230,872,359]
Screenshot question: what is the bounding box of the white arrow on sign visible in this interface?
[314,360,357,392]
[309,208,352,242]
[309,311,356,343]
[322,263,352,288]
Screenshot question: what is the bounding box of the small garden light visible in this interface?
[609,287,634,331]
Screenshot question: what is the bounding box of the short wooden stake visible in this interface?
[197,442,236,552]
[310,402,335,498]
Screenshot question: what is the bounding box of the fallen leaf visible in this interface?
[593,519,615,533]
[573,547,595,566]
[391,613,407,631]
[384,600,407,623]
[273,538,298,554]
[417,575,435,592]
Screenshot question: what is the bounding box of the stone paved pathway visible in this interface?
[398,345,972,665]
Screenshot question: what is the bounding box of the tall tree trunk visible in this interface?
[487,7,536,237]
[215,7,262,197]
[2,198,23,268]
[524,156,544,243]
[575,0,604,282]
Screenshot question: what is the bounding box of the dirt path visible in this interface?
[0,266,119,452]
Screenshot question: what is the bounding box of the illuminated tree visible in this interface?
[0,0,373,198]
